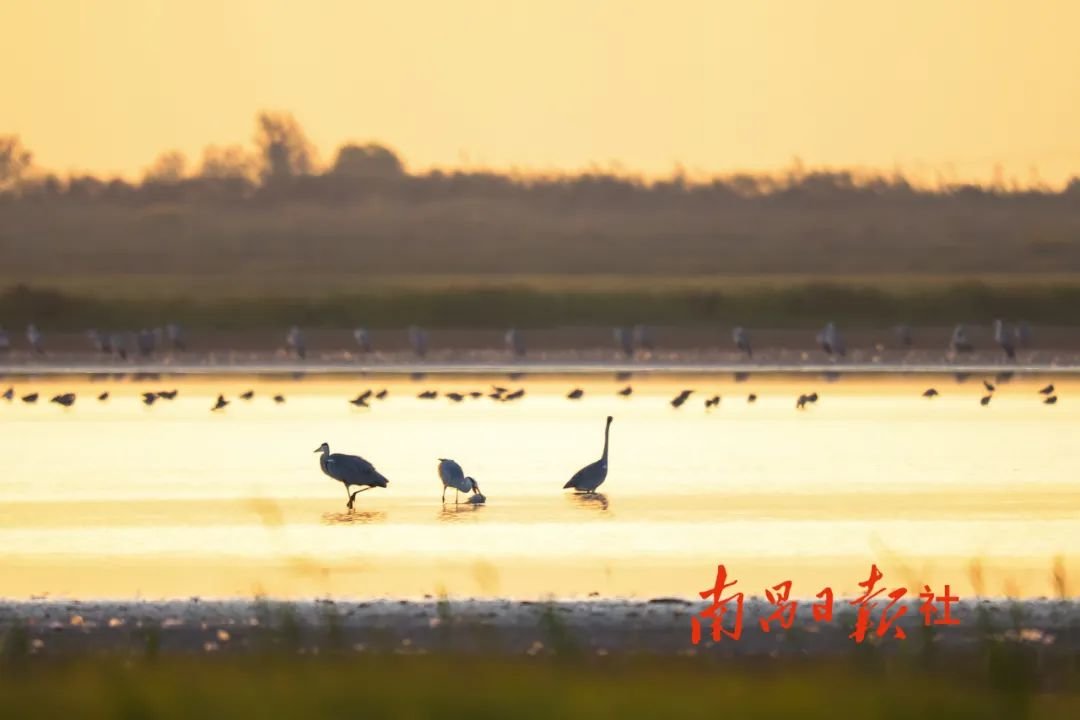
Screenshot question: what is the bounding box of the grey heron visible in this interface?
[316,442,390,509]
[732,327,752,357]
[26,324,43,354]
[353,328,372,353]
[1039,384,1054,395]
[286,326,306,360]
[505,328,526,357]
[818,322,845,357]
[408,326,429,358]
[437,458,482,504]
[993,320,1016,360]
[563,416,613,494]
[950,325,974,354]
[614,327,633,358]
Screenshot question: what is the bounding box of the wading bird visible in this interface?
[211,395,229,411]
[563,416,613,494]
[617,385,633,397]
[732,326,752,358]
[315,442,390,509]
[567,388,584,400]
[1045,396,1058,405]
[817,322,845,357]
[1039,384,1055,395]
[97,391,109,401]
[980,395,992,406]
[505,328,526,358]
[51,393,75,407]
[26,324,43,354]
[993,320,1016,360]
[923,388,939,398]
[437,458,482,504]
[240,390,255,400]
[670,390,692,408]
[22,392,39,404]
[408,326,429,359]
[2,387,13,401]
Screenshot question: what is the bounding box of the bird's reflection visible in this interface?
[321,510,387,525]
[570,492,609,511]
[437,504,485,522]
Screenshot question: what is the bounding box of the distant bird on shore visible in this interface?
[670,390,692,408]
[111,333,130,360]
[349,394,369,408]
[980,395,992,406]
[408,326,429,359]
[503,388,525,401]
[923,388,939,398]
[418,390,438,400]
[468,391,482,399]
[796,394,809,409]
[211,394,229,411]
[375,389,388,400]
[983,380,995,393]
[734,372,751,383]
[2,387,12,401]
[505,327,526,357]
[273,394,286,404]
[353,328,372,353]
[617,386,633,397]
[1014,322,1032,349]
[240,390,255,400]
[704,395,721,409]
[51,393,75,407]
[564,416,613,494]
[807,392,819,404]
[286,326,306,360]
[732,327,752,358]
[437,458,482,504]
[97,391,109,401]
[1044,396,1058,405]
[747,393,757,403]
[614,327,634,358]
[87,329,110,354]
[315,442,390,510]
[157,390,178,400]
[1039,384,1055,395]
[567,388,584,400]
[633,325,655,353]
[950,325,974,354]
[26,324,43,354]
[142,392,157,406]
[446,392,465,403]
[136,329,156,358]
[22,392,38,404]
[993,320,1016,360]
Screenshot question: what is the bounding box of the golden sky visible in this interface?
[3,0,1080,184]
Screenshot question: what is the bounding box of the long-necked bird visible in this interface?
[563,416,612,494]
[315,442,389,509]
[437,458,482,504]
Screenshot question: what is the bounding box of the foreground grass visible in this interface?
[1,655,1076,720]
[6,275,1080,329]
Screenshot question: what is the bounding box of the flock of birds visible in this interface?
[0,319,1038,360]
[314,415,614,510]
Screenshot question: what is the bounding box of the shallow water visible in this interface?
[1,374,1077,600]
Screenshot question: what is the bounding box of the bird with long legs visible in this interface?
[315,442,390,510]
[563,416,613,494]
[438,458,482,504]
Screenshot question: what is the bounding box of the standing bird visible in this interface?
[437,458,482,504]
[26,324,44,354]
[704,395,721,408]
[286,326,306,360]
[2,387,13,401]
[670,389,693,408]
[732,327,752,358]
[353,328,372,353]
[950,325,974,354]
[51,393,75,407]
[22,392,39,403]
[165,323,186,351]
[273,394,286,404]
[980,395,992,407]
[408,326,429,359]
[563,416,613,494]
[136,329,156,358]
[567,388,584,400]
[1038,384,1055,395]
[617,385,633,397]
[983,380,995,393]
[97,391,110,402]
[315,442,390,509]
[922,388,939,398]
[375,389,388,400]
[505,328,526,358]
[747,393,757,403]
[87,329,111,354]
[1044,396,1058,405]
[240,390,255,400]
[211,394,229,412]
[993,320,1016,360]
[796,394,809,409]
[142,392,158,406]
[633,325,655,353]
[349,394,370,408]
[614,327,634,358]
[111,332,130,361]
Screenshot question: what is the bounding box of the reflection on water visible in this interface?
[0,373,1077,599]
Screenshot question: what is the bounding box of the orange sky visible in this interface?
[3,0,1080,184]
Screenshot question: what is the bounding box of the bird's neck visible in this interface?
[601,423,610,463]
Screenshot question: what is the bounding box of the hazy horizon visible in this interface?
[4,0,1080,185]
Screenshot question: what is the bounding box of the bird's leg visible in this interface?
[455,489,459,505]
[442,486,447,504]
[346,487,355,511]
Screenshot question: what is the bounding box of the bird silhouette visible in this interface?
[273,394,286,404]
[567,388,584,400]
[563,416,613,494]
[349,395,369,408]
[21,392,38,404]
[437,458,482,504]
[211,395,229,411]
[2,387,13,401]
[418,390,438,399]
[747,393,757,403]
[704,395,721,408]
[807,392,819,403]
[980,395,992,406]
[315,442,390,510]
[923,388,939,398]
[51,393,75,407]
[503,389,525,401]
[97,391,109,401]
[1039,384,1055,395]
[983,380,995,392]
[670,390,692,408]
[157,390,178,400]
[617,386,633,397]
[796,394,809,409]
[446,392,465,402]
[240,390,255,400]
[1045,396,1058,405]
[142,392,158,406]
[375,389,388,400]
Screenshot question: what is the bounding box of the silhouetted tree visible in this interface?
[330,143,405,180]
[143,150,187,183]
[254,111,315,184]
[199,144,255,180]
[0,135,33,191]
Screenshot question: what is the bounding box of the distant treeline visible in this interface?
[3,112,1080,278]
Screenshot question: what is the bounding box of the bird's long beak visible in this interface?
[313,447,321,453]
